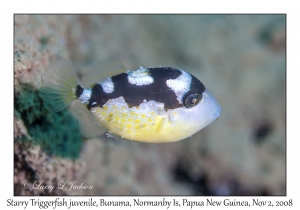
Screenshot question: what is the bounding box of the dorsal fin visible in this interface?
[70,100,106,138]
[80,60,127,88]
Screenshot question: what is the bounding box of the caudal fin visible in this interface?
[41,56,79,112]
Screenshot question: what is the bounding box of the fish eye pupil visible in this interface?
[184,92,202,108]
[190,97,198,105]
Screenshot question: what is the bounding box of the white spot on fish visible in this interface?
[91,102,97,105]
[166,70,192,104]
[100,77,114,94]
[79,89,92,104]
[126,68,154,86]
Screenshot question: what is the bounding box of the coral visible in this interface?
[14,84,82,159]
[14,141,84,195]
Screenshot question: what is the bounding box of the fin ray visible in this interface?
[41,56,78,112]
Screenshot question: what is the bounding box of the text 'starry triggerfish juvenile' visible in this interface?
[41,57,221,143]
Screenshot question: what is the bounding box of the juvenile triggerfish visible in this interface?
[41,56,220,143]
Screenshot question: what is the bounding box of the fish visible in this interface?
[41,56,220,143]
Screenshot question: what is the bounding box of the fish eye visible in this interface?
[183,92,202,108]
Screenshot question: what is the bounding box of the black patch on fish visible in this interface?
[184,74,206,99]
[75,85,84,98]
[88,67,205,110]
[181,74,206,108]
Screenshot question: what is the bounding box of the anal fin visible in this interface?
[71,100,106,138]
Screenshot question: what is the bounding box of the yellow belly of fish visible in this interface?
[90,105,189,143]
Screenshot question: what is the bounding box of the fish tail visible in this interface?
[41,56,79,112]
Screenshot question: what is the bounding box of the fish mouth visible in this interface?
[213,104,221,120]
[202,89,221,121]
